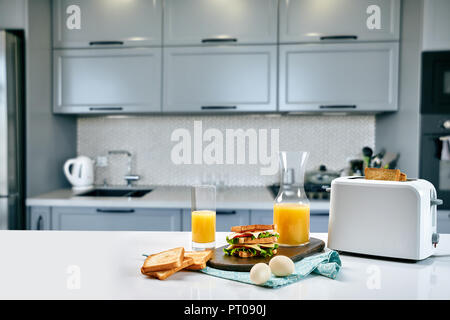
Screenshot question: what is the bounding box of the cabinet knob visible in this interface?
[442,120,450,130]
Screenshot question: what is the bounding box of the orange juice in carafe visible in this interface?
[273,151,310,246]
[274,203,310,245]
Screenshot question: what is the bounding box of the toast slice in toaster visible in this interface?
[364,168,401,181]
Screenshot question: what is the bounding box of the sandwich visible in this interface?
[223,224,279,258]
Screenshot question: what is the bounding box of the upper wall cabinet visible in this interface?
[422,0,450,51]
[53,48,162,114]
[163,46,277,112]
[0,0,26,29]
[52,0,162,48]
[163,0,278,45]
[279,0,400,43]
[279,42,399,112]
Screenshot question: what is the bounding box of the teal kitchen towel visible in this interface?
[199,250,341,288]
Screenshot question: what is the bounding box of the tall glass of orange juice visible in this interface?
[274,151,310,246]
[191,185,216,250]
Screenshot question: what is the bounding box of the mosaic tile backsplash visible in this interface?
[77,115,375,186]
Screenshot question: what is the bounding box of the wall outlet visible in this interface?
[96,156,108,167]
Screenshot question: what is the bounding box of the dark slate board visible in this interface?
[207,237,325,272]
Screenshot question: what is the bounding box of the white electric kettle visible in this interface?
[63,156,94,190]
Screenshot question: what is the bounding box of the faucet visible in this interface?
[108,150,140,187]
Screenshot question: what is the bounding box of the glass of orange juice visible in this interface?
[191,185,216,250]
[274,151,310,246]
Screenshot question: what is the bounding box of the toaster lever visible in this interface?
[432,233,440,248]
[431,199,443,206]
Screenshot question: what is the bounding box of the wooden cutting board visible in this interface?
[207,237,325,272]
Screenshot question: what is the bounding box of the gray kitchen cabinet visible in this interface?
[251,210,329,233]
[438,211,450,234]
[163,45,277,113]
[182,209,250,232]
[0,0,26,29]
[279,42,399,112]
[52,0,162,48]
[250,210,274,225]
[309,214,330,233]
[51,207,182,231]
[53,48,162,114]
[28,207,51,230]
[422,0,450,51]
[279,0,400,43]
[163,0,277,46]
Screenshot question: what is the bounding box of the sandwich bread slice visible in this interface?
[364,167,408,182]
[365,168,401,181]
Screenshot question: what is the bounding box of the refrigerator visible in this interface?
[0,31,24,230]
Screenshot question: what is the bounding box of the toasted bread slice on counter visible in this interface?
[144,257,194,280]
[184,250,213,270]
[400,172,407,181]
[230,224,275,233]
[364,168,401,181]
[237,236,278,244]
[142,247,184,273]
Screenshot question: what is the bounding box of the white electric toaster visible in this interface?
[327,177,443,260]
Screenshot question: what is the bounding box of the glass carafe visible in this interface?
[273,151,310,246]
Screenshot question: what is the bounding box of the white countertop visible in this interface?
[0,231,449,300]
[25,186,330,212]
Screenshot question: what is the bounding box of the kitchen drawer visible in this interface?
[28,206,51,230]
[52,0,162,48]
[51,207,182,231]
[182,209,250,232]
[163,46,277,113]
[163,0,277,45]
[279,42,399,112]
[53,48,162,114]
[279,0,400,43]
[438,211,450,234]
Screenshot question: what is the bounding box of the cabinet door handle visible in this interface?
[96,209,135,214]
[319,105,357,109]
[201,106,237,110]
[201,38,237,43]
[320,35,358,40]
[216,210,237,215]
[89,41,124,46]
[89,107,123,111]
[36,216,43,230]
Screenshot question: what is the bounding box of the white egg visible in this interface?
[269,255,295,276]
[249,263,271,285]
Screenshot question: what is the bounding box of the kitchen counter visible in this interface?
[25,186,330,212]
[0,231,448,300]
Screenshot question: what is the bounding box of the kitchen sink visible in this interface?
[77,189,153,198]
